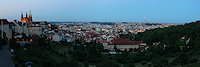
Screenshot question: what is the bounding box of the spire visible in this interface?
[21,12,23,18]
[26,12,27,18]
[29,10,32,16]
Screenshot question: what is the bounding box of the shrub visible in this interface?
[55,51,59,55]
[64,51,66,55]
[141,60,147,65]
[147,64,151,67]
[127,63,135,67]
[59,53,63,57]
[189,58,198,63]
[84,60,89,67]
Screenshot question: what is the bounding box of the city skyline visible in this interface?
[0,0,200,23]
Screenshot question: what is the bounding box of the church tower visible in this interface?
[29,10,32,18]
[28,10,33,23]
[21,12,26,23]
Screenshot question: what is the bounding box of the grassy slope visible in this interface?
[11,46,63,67]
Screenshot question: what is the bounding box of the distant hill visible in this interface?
[48,22,115,25]
[48,22,79,24]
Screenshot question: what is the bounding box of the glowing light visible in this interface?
[30,39,33,42]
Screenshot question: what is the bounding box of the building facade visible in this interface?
[0,19,12,38]
[108,38,146,51]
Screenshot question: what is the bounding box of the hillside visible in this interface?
[136,21,200,66]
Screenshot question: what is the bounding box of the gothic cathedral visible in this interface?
[21,10,33,24]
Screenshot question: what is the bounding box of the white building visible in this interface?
[0,19,12,38]
[28,26,42,36]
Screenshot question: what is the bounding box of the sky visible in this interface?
[0,0,200,23]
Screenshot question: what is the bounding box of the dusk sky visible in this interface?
[0,0,200,23]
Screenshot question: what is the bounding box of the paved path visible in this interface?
[0,45,14,67]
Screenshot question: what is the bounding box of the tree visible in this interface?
[96,42,104,51]
[171,52,189,66]
[189,58,198,63]
[88,46,102,63]
[0,38,7,49]
[96,58,119,67]
[122,49,129,57]
[38,38,46,47]
[60,59,80,67]
[72,50,85,62]
[22,33,27,39]
[83,60,89,67]
[129,48,133,52]
[178,53,189,66]
[114,43,117,51]
[140,60,147,65]
[9,39,20,49]
[126,63,135,67]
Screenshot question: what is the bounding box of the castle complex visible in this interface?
[0,10,51,39]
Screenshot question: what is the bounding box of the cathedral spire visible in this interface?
[26,12,27,18]
[29,10,32,16]
[29,10,32,18]
[21,12,23,19]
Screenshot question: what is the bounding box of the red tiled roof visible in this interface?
[154,42,161,43]
[111,38,136,45]
[97,40,107,43]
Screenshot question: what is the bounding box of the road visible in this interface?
[0,44,14,67]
